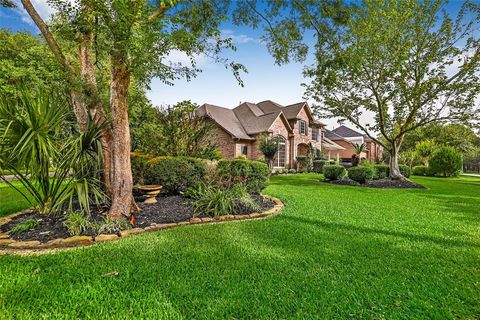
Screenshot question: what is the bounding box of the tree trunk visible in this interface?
[77,29,114,196]
[389,143,404,180]
[108,58,134,218]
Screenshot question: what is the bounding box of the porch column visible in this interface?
[328,150,331,160]
[336,152,340,163]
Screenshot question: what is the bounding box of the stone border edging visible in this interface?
[0,195,284,254]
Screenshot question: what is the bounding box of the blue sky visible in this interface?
[0,0,471,130]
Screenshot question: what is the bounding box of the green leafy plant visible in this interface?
[186,183,259,217]
[289,169,296,174]
[312,160,328,173]
[96,216,130,235]
[215,159,269,194]
[374,164,390,179]
[412,165,428,176]
[9,218,41,234]
[131,152,156,185]
[399,165,411,178]
[323,165,346,180]
[348,166,374,183]
[63,212,93,236]
[429,146,463,177]
[258,134,281,169]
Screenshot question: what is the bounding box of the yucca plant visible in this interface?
[0,89,106,215]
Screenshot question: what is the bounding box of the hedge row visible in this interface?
[131,154,269,194]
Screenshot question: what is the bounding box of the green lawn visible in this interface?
[0,175,479,319]
[0,182,32,217]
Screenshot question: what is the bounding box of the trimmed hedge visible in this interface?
[131,152,155,185]
[374,164,389,179]
[144,156,207,194]
[399,164,411,178]
[412,165,428,176]
[216,159,269,194]
[348,166,374,183]
[429,146,462,177]
[323,164,346,180]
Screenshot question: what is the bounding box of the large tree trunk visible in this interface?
[389,141,404,180]
[108,58,134,218]
[77,29,114,196]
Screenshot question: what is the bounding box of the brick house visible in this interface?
[324,125,384,163]
[196,100,345,168]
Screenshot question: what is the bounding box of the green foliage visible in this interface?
[323,164,346,180]
[374,164,390,179]
[216,159,269,194]
[9,218,40,234]
[412,165,428,176]
[258,134,281,168]
[144,156,207,194]
[96,216,130,235]
[0,89,105,215]
[313,160,328,173]
[131,152,155,185]
[348,166,374,183]
[429,146,463,177]
[288,169,296,174]
[186,183,259,217]
[399,165,411,178]
[352,143,366,155]
[415,139,436,165]
[63,212,92,236]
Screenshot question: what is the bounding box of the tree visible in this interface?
[415,139,435,166]
[12,0,245,218]
[235,0,480,179]
[258,135,281,169]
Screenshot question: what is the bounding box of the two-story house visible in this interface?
[196,100,344,168]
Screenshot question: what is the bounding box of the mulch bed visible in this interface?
[1,195,275,243]
[326,178,427,189]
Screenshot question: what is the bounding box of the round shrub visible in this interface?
[216,159,269,194]
[429,146,462,177]
[399,164,411,178]
[323,164,346,180]
[412,165,428,176]
[144,156,207,194]
[348,166,374,183]
[288,169,296,174]
[131,152,155,185]
[313,160,328,173]
[374,164,389,179]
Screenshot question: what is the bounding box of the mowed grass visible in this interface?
[0,182,32,217]
[0,174,479,319]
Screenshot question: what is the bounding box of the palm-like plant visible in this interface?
[258,134,281,169]
[352,142,367,156]
[0,89,106,214]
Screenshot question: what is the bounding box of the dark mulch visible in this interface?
[326,178,426,189]
[2,195,275,243]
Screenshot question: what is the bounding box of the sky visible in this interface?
[0,0,472,130]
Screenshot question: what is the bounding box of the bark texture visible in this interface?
[388,140,405,180]
[108,58,134,218]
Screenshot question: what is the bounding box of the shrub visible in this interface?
[399,164,411,178]
[289,169,296,174]
[374,164,389,179]
[313,160,328,173]
[96,216,130,235]
[9,218,41,234]
[323,165,346,180]
[348,166,374,183]
[412,165,428,176]
[131,152,155,185]
[63,212,92,236]
[144,156,207,194]
[429,146,462,177]
[216,159,269,194]
[186,183,259,217]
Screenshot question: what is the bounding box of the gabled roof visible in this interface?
[331,125,364,138]
[324,129,347,141]
[322,137,346,150]
[198,100,322,140]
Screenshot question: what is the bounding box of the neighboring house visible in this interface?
[196,100,344,168]
[325,125,384,162]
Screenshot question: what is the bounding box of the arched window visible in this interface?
[273,136,286,167]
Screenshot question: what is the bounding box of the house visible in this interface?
[196,100,345,168]
[324,125,384,163]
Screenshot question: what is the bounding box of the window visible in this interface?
[299,120,308,135]
[241,145,248,156]
[312,127,319,141]
[273,136,286,167]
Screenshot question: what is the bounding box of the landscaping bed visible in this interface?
[1,195,275,243]
[326,178,427,189]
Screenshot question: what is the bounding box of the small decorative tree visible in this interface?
[351,143,366,166]
[258,135,281,170]
[415,139,436,166]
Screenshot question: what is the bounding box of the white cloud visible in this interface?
[221,29,258,44]
[165,50,212,68]
[13,0,56,24]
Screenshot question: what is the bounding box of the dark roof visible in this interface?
[324,129,347,141]
[331,125,364,138]
[197,100,322,139]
